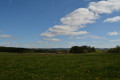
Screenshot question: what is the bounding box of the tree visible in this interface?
[70,45,96,54]
[70,46,80,53]
[108,45,120,53]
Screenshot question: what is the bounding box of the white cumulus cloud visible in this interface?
[41,25,88,37]
[41,8,98,37]
[61,8,99,27]
[89,0,120,14]
[104,16,120,22]
[41,0,120,38]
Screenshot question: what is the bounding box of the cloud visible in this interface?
[107,31,119,36]
[109,39,120,42]
[76,35,107,39]
[0,31,12,38]
[41,8,98,37]
[36,41,48,44]
[44,38,61,42]
[41,25,88,37]
[0,35,12,38]
[0,30,17,42]
[89,0,120,14]
[41,0,120,38]
[60,8,99,27]
[104,16,120,22]
[0,42,21,47]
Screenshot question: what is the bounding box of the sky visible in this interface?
[0,0,120,48]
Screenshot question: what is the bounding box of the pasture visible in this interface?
[0,53,120,80]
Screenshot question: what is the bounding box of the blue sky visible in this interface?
[0,0,120,48]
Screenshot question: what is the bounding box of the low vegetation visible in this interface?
[0,45,120,79]
[0,53,120,80]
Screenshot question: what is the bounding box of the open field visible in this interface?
[0,53,120,80]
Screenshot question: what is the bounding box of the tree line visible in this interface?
[108,45,120,53]
[70,45,120,54]
[0,45,120,54]
[0,46,96,54]
[0,46,67,54]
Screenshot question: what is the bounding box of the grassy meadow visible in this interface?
[0,53,120,80]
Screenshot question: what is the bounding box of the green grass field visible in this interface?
[0,53,120,80]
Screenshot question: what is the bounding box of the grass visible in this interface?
[0,53,120,80]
